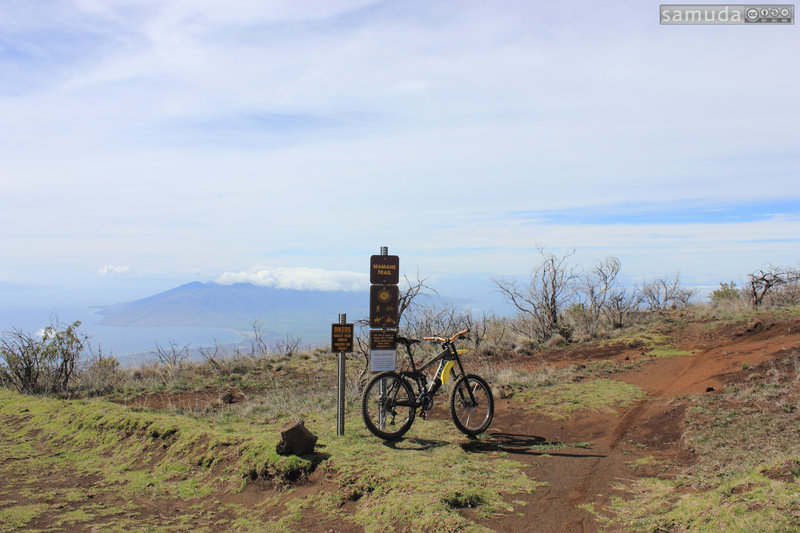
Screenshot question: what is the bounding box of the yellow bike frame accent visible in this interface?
[441,360,456,384]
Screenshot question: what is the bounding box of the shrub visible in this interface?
[0,319,87,394]
[710,281,740,304]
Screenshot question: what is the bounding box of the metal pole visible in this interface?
[378,246,387,428]
[337,313,346,436]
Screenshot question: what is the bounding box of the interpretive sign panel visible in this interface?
[370,255,400,285]
[370,330,396,372]
[369,284,399,328]
[331,323,354,353]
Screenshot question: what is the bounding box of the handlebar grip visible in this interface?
[449,329,470,341]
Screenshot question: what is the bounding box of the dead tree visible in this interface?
[604,287,641,329]
[494,247,578,342]
[577,256,621,334]
[638,272,697,311]
[747,265,800,308]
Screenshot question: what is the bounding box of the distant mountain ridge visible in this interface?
[95,282,368,335]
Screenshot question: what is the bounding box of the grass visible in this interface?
[514,378,644,420]
[0,503,49,531]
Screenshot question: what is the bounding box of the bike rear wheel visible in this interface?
[362,372,416,440]
[450,374,494,436]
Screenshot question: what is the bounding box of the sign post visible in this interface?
[369,246,399,430]
[332,314,353,436]
[369,246,399,373]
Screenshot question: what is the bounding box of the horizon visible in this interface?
[1,1,798,348]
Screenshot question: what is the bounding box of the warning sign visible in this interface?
[331,323,354,353]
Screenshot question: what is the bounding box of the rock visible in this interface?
[705,387,715,392]
[491,385,514,399]
[276,420,318,456]
[219,391,235,404]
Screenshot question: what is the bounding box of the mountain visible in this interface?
[95,282,368,335]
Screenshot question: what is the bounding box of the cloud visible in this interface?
[97,264,130,276]
[215,266,368,291]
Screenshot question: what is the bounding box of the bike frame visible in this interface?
[396,336,476,408]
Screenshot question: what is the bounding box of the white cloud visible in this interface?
[215,266,368,291]
[97,264,130,276]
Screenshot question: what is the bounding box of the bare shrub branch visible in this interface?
[151,340,189,372]
[270,334,303,358]
[637,272,697,311]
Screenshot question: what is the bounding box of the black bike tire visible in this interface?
[361,371,416,440]
[449,374,494,436]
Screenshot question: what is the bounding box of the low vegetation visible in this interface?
[515,378,644,420]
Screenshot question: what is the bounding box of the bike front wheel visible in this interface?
[361,372,416,440]
[450,374,494,436]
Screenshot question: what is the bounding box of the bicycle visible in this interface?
[361,329,494,440]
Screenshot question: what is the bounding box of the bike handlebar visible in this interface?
[423,328,470,343]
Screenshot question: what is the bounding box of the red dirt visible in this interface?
[114,388,249,410]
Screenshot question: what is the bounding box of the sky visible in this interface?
[1,0,799,311]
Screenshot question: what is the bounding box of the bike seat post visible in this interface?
[405,344,418,374]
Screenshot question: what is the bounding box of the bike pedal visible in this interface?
[420,410,429,420]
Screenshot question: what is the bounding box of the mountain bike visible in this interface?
[361,329,494,440]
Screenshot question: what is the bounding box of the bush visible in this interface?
[0,320,87,394]
[710,281,740,304]
[75,347,121,395]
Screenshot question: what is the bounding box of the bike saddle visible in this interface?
[395,336,420,348]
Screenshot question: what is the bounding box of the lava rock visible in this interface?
[276,420,318,456]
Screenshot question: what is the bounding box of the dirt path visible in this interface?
[466,317,800,532]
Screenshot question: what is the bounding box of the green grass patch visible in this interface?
[0,503,49,530]
[515,378,644,420]
[649,347,697,358]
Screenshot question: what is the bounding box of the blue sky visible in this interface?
[1,0,798,307]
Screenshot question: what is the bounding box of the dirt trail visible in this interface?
[468,317,800,532]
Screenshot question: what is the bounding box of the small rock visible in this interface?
[705,387,715,393]
[219,391,235,404]
[276,420,318,456]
